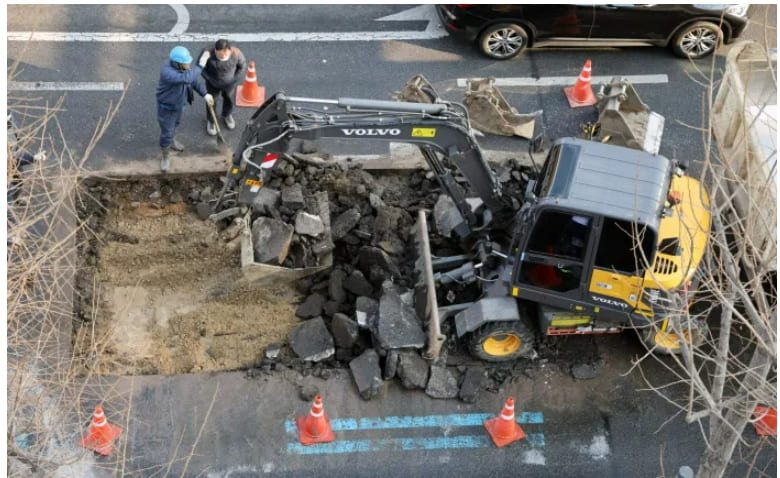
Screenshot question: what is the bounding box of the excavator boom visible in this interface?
[221,92,513,234]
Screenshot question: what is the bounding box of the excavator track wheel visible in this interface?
[640,321,706,355]
[467,319,536,362]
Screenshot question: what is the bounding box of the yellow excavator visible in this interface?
[215,90,710,361]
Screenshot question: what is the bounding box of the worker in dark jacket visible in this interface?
[156,46,214,172]
[199,39,247,136]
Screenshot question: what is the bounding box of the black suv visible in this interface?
[438,4,749,60]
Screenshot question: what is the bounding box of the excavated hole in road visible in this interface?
[71,163,605,389]
[72,174,303,375]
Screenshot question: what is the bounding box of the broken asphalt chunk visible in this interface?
[426,366,459,399]
[281,184,305,210]
[343,270,374,297]
[349,349,382,400]
[374,281,425,350]
[294,211,325,236]
[331,208,361,241]
[251,187,281,215]
[354,296,379,329]
[251,217,293,265]
[328,269,347,304]
[330,313,359,349]
[383,349,399,380]
[289,317,334,362]
[296,293,326,319]
[397,350,429,390]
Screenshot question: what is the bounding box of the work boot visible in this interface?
[160,147,171,172]
[224,114,236,130]
[171,139,185,152]
[206,121,217,136]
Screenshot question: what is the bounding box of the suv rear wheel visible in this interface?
[478,23,529,60]
[671,21,723,59]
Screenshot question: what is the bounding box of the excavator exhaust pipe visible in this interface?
[594,78,664,155]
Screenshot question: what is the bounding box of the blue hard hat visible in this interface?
[169,46,192,64]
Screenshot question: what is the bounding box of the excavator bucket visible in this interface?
[238,191,333,284]
[594,78,664,155]
[463,77,541,140]
[395,74,440,104]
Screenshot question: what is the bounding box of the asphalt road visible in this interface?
[9,4,774,172]
[102,336,713,478]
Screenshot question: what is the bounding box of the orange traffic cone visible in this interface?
[296,395,335,445]
[753,406,777,437]
[78,404,123,456]
[236,61,266,107]
[564,59,597,108]
[484,397,526,448]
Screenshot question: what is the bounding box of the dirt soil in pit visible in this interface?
[74,178,300,375]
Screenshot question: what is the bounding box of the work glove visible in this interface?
[198,50,210,68]
[204,94,215,107]
[33,151,47,162]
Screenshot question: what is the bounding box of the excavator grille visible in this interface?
[653,255,679,275]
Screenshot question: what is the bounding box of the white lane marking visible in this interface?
[168,4,190,35]
[579,434,610,460]
[456,74,669,88]
[375,4,445,37]
[8,82,125,91]
[8,5,448,43]
[7,30,447,42]
[523,449,547,466]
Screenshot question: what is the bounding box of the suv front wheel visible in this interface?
[478,23,529,60]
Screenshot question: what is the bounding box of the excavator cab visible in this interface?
[486,138,711,359]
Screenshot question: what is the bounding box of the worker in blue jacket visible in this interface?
[156,46,214,172]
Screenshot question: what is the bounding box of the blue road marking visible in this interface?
[287,433,545,455]
[284,412,544,434]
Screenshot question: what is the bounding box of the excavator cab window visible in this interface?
[534,143,580,199]
[517,210,592,293]
[534,145,560,197]
[593,218,655,275]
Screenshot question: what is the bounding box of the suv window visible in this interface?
[594,218,656,274]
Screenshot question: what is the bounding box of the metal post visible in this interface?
[418,210,446,360]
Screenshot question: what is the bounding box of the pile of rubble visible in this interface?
[221,151,542,402]
[250,184,333,268]
[274,278,490,402]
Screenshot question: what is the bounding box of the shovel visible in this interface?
[207,102,226,145]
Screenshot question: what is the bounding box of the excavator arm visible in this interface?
[219,92,513,234]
